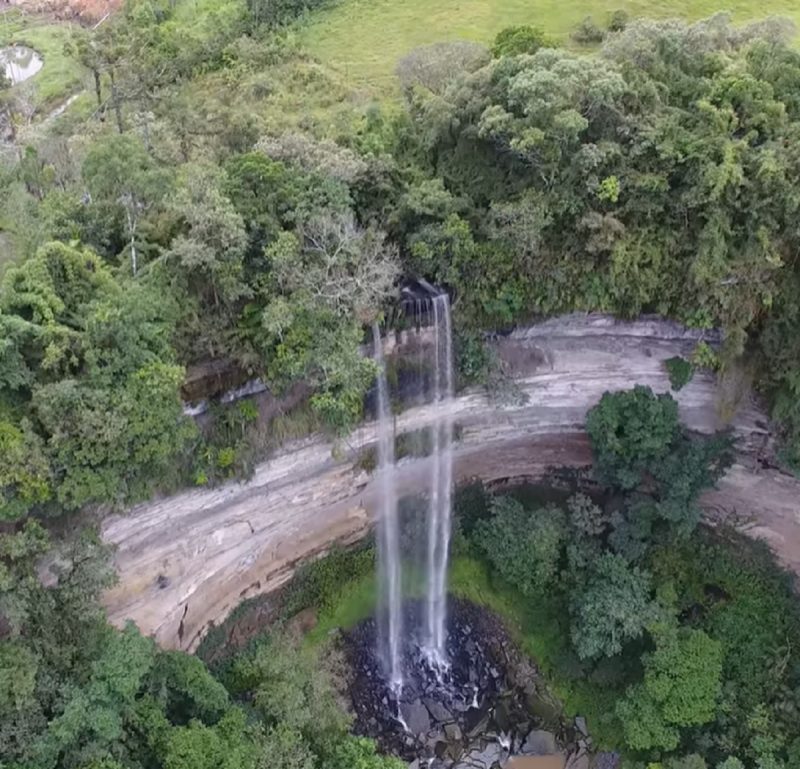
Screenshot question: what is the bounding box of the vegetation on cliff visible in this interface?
[2,2,800,768]
[4,6,800,512]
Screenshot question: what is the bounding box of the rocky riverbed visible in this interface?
[342,598,618,769]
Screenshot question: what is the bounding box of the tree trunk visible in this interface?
[126,206,138,276]
[109,69,123,134]
[93,69,102,107]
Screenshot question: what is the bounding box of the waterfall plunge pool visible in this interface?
[343,597,570,767]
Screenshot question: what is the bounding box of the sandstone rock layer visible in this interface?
[101,315,798,650]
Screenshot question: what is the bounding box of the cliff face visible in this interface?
[101,314,797,652]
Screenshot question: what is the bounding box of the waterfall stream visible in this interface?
[423,294,454,664]
[372,323,403,690]
[372,292,455,689]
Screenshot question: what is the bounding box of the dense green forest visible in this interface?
[2,2,800,768]
[5,5,800,515]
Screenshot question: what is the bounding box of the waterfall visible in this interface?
[372,323,403,691]
[372,291,454,690]
[423,294,454,664]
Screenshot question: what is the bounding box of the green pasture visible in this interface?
[301,0,800,93]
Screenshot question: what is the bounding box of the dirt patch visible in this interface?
[7,0,122,23]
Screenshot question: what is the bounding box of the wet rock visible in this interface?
[566,752,590,769]
[574,716,588,737]
[407,761,420,769]
[401,699,431,736]
[521,730,558,755]
[465,709,490,739]
[425,697,455,723]
[467,742,505,768]
[492,700,511,733]
[342,598,565,763]
[592,752,621,769]
[525,689,561,725]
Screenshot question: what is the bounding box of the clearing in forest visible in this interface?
[301,0,800,94]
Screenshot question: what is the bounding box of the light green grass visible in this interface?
[302,0,800,94]
[0,10,84,109]
[307,554,624,750]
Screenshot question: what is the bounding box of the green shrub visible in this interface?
[665,356,694,391]
[284,545,375,615]
[571,16,606,44]
[456,331,490,387]
[586,386,680,490]
[617,626,723,751]
[570,552,657,660]
[474,496,567,596]
[492,25,553,57]
[608,9,630,32]
[691,341,720,371]
[246,0,334,28]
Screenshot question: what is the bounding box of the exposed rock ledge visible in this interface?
[101,314,799,651]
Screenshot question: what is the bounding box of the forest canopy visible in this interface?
[4,10,800,517]
[2,5,800,769]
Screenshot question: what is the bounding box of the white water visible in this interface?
[423,294,454,664]
[1,46,43,85]
[372,293,455,688]
[372,322,403,690]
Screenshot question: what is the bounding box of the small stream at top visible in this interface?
[1,45,43,85]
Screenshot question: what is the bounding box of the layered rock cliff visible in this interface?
[101,314,798,651]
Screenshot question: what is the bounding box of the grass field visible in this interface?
[0,9,84,109]
[302,0,800,93]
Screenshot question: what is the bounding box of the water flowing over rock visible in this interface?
[374,291,456,685]
[422,294,455,662]
[100,314,800,651]
[343,599,561,766]
[373,322,404,690]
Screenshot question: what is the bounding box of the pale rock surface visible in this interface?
[101,314,799,650]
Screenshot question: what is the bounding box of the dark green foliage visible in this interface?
[327,735,406,769]
[607,10,630,32]
[34,361,197,509]
[227,635,347,743]
[247,0,333,28]
[570,552,658,660]
[5,8,800,768]
[453,481,492,539]
[665,357,695,391]
[283,544,375,615]
[647,532,800,764]
[571,16,606,44]
[586,386,680,490]
[0,242,197,514]
[491,25,553,57]
[455,331,491,387]
[587,388,732,539]
[475,496,567,596]
[0,526,391,769]
[195,400,260,485]
[402,15,800,460]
